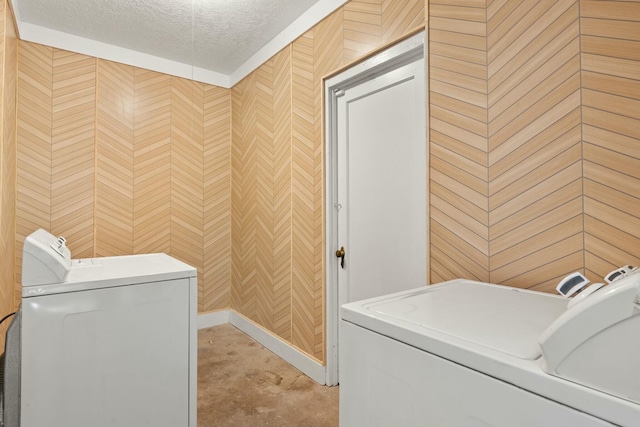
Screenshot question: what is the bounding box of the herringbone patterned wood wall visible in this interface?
[291,29,317,356]
[133,68,171,255]
[487,1,583,292]
[171,77,205,307]
[0,0,17,348]
[52,50,95,258]
[232,0,425,361]
[230,78,245,313]
[96,60,133,257]
[429,1,490,284]
[16,43,51,311]
[581,1,640,282]
[8,0,640,362]
[231,49,294,341]
[430,0,584,292]
[204,85,231,311]
[16,43,231,313]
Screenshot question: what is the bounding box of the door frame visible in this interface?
[323,30,428,385]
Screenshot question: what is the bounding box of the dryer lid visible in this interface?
[361,280,568,360]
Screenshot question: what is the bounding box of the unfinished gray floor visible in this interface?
[198,324,339,427]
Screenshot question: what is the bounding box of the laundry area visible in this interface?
[0,0,640,427]
[5,228,640,427]
[2,229,339,426]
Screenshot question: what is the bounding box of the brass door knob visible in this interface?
[336,247,345,269]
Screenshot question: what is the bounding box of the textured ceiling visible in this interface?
[13,0,323,75]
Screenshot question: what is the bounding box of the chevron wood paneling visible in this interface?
[51,50,95,258]
[133,69,171,256]
[231,78,246,312]
[487,0,582,292]
[240,71,258,322]
[8,0,640,365]
[231,50,294,335]
[12,0,432,361]
[203,85,231,312]
[171,77,205,310]
[429,0,489,284]
[228,0,426,361]
[0,0,17,344]
[254,58,275,331]
[96,60,135,256]
[343,0,424,65]
[581,0,640,281]
[382,0,425,44]
[17,49,232,314]
[231,35,320,354]
[291,29,317,357]
[16,41,52,305]
[272,48,292,340]
[344,1,381,64]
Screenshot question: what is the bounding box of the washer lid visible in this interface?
[355,280,568,360]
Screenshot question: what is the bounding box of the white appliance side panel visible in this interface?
[21,278,190,427]
[188,276,198,427]
[339,321,613,427]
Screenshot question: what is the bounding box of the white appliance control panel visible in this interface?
[22,229,71,286]
[541,269,640,406]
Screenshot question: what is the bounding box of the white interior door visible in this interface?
[337,58,426,305]
[325,31,427,385]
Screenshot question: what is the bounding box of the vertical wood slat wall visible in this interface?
[230,0,425,361]
[0,0,16,348]
[16,43,231,314]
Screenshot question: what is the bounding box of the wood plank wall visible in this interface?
[429,0,490,284]
[7,0,640,361]
[581,0,640,280]
[16,43,231,313]
[0,0,17,349]
[487,1,583,292]
[231,0,425,361]
[431,0,640,293]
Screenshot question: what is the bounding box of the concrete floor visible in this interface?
[198,324,339,427]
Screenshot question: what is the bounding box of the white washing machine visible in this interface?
[340,277,640,427]
[2,229,198,427]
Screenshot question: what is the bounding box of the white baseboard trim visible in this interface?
[229,311,327,385]
[197,310,230,330]
[197,310,326,385]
